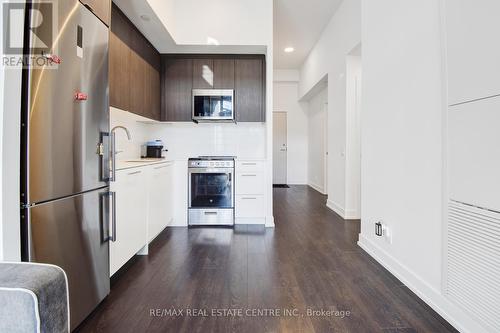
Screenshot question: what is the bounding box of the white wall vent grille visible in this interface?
[446,200,500,332]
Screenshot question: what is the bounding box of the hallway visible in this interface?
[77,186,456,332]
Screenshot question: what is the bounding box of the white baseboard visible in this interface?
[308,182,326,194]
[265,215,275,228]
[287,181,308,185]
[325,199,359,220]
[326,199,346,218]
[358,234,489,333]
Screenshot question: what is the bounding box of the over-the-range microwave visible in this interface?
[192,89,234,122]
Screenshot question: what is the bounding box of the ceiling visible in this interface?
[274,0,342,69]
[114,0,266,54]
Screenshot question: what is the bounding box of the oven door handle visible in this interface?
[188,168,234,173]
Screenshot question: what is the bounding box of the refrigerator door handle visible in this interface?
[110,132,116,182]
[101,191,116,242]
[99,132,111,182]
[110,191,117,242]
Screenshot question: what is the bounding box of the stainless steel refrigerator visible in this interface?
[20,1,113,330]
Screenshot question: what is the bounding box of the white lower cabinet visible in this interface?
[110,162,174,276]
[147,162,173,242]
[235,161,266,224]
[110,168,148,276]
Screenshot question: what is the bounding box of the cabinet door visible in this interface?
[193,59,214,89]
[150,51,161,121]
[449,96,500,212]
[214,59,235,89]
[235,58,265,122]
[162,58,193,121]
[109,6,130,110]
[110,169,148,276]
[80,0,111,26]
[150,64,161,121]
[147,163,173,242]
[445,0,500,105]
[129,29,147,118]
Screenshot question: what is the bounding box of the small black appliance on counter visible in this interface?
[142,140,167,158]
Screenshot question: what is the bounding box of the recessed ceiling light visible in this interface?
[140,14,151,22]
[284,47,294,53]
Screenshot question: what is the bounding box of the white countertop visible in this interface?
[116,158,174,171]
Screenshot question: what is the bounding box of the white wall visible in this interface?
[112,108,267,162]
[307,86,328,194]
[1,3,23,261]
[0,61,3,261]
[358,1,485,332]
[345,55,361,219]
[0,66,22,262]
[299,0,361,218]
[273,70,308,184]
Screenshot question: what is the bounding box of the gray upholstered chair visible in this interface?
[0,262,70,333]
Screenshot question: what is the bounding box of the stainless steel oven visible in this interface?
[188,157,235,226]
[192,89,234,122]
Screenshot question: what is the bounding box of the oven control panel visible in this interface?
[188,160,235,168]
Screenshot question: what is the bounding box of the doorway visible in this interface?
[306,83,328,195]
[273,112,287,185]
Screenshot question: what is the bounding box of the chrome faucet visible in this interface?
[111,125,131,140]
[109,126,131,182]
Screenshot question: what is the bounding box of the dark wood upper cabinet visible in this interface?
[80,0,111,26]
[213,59,235,89]
[128,29,146,118]
[161,55,264,122]
[109,4,161,121]
[192,59,214,89]
[151,65,161,121]
[162,58,193,121]
[235,58,265,122]
[109,6,130,111]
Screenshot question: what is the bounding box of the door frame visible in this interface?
[323,102,328,195]
[273,111,288,185]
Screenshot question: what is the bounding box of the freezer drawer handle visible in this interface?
[110,191,117,242]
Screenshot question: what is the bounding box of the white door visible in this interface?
[273,112,287,184]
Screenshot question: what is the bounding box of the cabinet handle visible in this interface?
[242,197,257,200]
[241,174,257,177]
[242,162,257,166]
[127,170,142,175]
[204,211,218,215]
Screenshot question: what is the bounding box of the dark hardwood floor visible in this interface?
[77,186,457,333]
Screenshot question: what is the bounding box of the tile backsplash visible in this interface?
[111,107,267,160]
